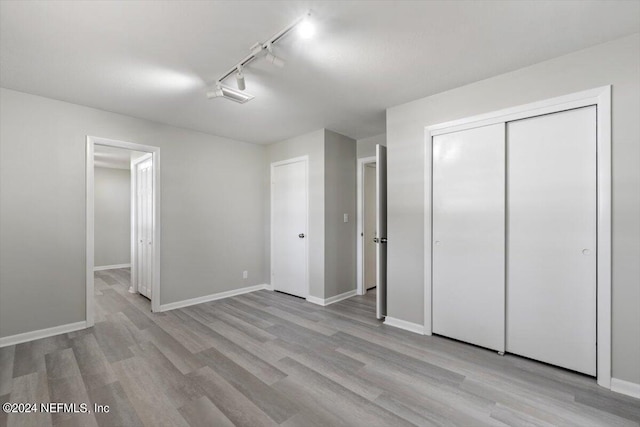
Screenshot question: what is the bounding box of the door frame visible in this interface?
[130,153,153,295]
[270,155,310,298]
[423,86,611,388]
[356,156,377,295]
[86,136,161,325]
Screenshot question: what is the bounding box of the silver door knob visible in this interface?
[435,241,441,246]
[298,233,305,238]
[582,249,590,255]
[380,237,388,244]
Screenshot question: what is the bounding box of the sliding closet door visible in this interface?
[432,124,505,352]
[507,106,597,376]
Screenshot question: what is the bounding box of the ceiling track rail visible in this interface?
[216,11,311,85]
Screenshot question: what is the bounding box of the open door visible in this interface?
[133,154,154,300]
[376,145,387,319]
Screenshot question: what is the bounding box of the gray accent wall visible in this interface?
[324,130,357,299]
[94,167,130,267]
[386,34,640,383]
[0,88,267,338]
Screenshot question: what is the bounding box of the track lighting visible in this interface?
[206,84,254,104]
[207,10,314,103]
[265,44,285,68]
[235,66,246,90]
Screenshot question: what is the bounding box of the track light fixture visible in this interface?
[207,10,314,103]
[265,44,285,68]
[206,83,254,104]
[235,66,246,90]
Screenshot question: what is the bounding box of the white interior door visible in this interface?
[135,156,153,299]
[364,163,377,290]
[272,159,308,298]
[432,124,505,352]
[507,106,597,376]
[376,145,387,319]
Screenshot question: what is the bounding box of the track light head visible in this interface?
[236,67,246,91]
[265,52,285,68]
[207,83,254,103]
[265,44,285,68]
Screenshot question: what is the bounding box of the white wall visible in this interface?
[94,166,130,267]
[386,34,640,383]
[357,133,386,158]
[0,88,267,338]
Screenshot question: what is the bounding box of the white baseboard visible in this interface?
[94,263,131,271]
[384,316,425,335]
[306,295,325,305]
[264,284,274,291]
[159,284,270,312]
[0,321,88,348]
[306,289,357,307]
[611,378,640,399]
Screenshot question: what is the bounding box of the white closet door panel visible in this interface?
[507,106,596,376]
[272,160,308,298]
[432,123,505,352]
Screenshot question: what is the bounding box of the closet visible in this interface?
[431,104,598,376]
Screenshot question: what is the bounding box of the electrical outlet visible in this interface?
[344,213,349,223]
[243,271,248,279]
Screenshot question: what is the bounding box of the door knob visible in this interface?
[380,238,388,244]
[582,249,590,255]
[373,237,379,243]
[298,233,305,238]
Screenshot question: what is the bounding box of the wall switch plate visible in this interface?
[243,271,248,279]
[344,213,349,223]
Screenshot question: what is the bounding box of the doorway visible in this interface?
[86,136,161,327]
[270,156,309,298]
[356,146,387,321]
[357,156,377,296]
[363,163,377,292]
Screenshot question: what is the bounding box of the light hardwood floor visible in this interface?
[1,269,638,426]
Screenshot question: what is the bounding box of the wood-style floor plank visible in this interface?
[0,269,638,427]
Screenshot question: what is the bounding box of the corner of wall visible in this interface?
[323,130,357,299]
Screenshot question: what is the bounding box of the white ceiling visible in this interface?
[1,1,638,144]
[94,145,146,170]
